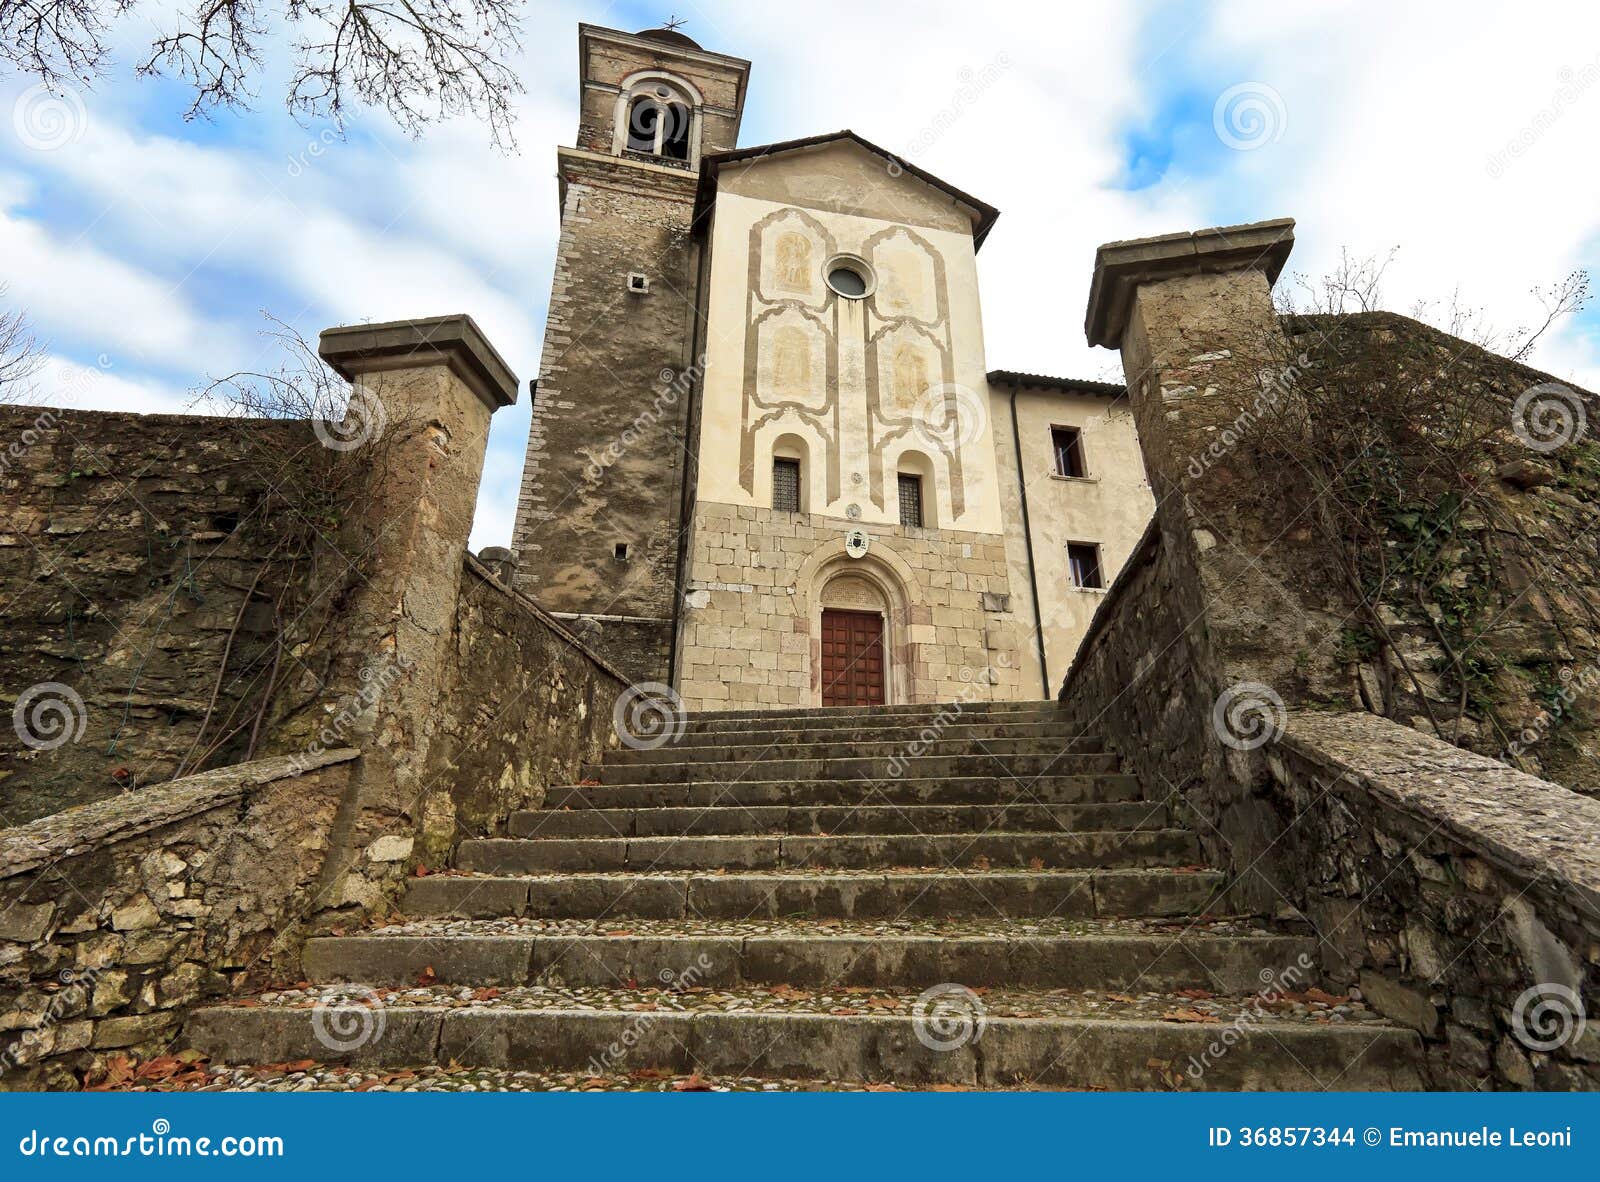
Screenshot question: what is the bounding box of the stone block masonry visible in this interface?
[0,406,323,824]
[0,751,358,1090]
[676,501,1024,709]
[509,150,701,684]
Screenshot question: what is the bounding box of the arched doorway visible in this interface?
[819,573,888,707]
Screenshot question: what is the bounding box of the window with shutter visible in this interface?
[1067,542,1104,589]
[1052,426,1087,478]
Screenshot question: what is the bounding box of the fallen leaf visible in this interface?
[1162,1008,1221,1024]
[1305,987,1349,1005]
[416,965,437,986]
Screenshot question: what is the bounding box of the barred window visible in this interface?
[773,458,801,513]
[897,473,924,527]
[1067,542,1103,589]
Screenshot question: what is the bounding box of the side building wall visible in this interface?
[989,380,1154,697]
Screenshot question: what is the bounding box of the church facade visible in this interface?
[510,24,1152,710]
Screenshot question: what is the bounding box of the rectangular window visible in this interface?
[1052,426,1087,478]
[897,473,924,527]
[1067,542,1103,590]
[773,458,801,513]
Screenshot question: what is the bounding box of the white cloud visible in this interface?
[0,189,244,374]
[3,0,1597,554]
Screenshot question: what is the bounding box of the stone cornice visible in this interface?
[319,314,519,412]
[1085,218,1295,349]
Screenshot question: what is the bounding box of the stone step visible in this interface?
[183,985,1423,1091]
[686,701,1066,726]
[510,801,1170,839]
[455,830,1203,874]
[147,1062,961,1092]
[402,867,1228,921]
[607,734,1106,766]
[302,916,1315,994]
[663,719,1097,749]
[547,773,1145,811]
[592,752,1121,785]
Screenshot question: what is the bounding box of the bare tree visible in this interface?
[0,0,526,146]
[0,291,43,403]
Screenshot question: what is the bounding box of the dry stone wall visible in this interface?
[0,407,324,824]
[0,752,356,1090]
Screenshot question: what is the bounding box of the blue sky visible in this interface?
[3,0,1598,549]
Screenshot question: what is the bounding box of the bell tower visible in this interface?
[510,24,750,681]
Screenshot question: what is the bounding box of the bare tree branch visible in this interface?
[1,0,525,146]
[0,289,44,404]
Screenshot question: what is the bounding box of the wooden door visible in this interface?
[820,609,886,707]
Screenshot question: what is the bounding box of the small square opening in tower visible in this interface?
[626,272,649,294]
[614,542,630,561]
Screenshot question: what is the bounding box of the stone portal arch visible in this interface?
[797,538,922,706]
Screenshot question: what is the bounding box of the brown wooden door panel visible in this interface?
[820,609,886,707]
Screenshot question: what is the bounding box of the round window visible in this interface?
[824,256,874,299]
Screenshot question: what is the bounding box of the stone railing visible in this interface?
[1272,712,1599,1089]
[0,751,357,1090]
[412,554,631,867]
[1062,217,1599,1089]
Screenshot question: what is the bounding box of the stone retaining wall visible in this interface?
[413,556,630,869]
[0,751,357,1090]
[0,406,322,824]
[1273,712,1599,1089]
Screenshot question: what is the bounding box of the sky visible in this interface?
[3,0,1599,551]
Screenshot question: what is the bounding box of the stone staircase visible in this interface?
[183,701,1426,1090]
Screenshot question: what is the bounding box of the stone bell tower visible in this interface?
[509,23,750,681]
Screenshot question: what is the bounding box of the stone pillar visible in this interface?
[1085,221,1324,909]
[311,315,517,911]
[1085,220,1337,692]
